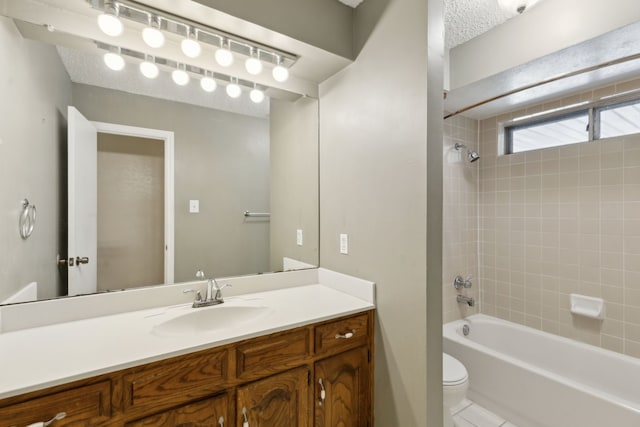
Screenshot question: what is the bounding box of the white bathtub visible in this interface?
[443,314,640,427]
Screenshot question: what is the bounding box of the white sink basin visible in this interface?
[152,304,271,336]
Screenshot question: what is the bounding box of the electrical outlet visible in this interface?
[296,229,303,246]
[339,233,348,254]
[189,200,199,213]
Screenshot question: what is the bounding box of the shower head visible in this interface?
[454,142,480,163]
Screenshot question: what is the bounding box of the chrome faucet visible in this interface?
[457,295,475,307]
[191,270,231,308]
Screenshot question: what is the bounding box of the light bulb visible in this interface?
[272,64,289,82]
[245,57,263,75]
[103,52,125,71]
[97,11,123,37]
[200,76,217,92]
[215,45,234,67]
[172,68,190,86]
[142,16,164,48]
[226,82,241,98]
[249,88,265,103]
[181,30,201,58]
[139,59,159,79]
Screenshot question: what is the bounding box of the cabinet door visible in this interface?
[126,393,230,427]
[314,347,370,427]
[237,367,310,427]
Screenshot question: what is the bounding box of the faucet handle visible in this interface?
[454,275,473,289]
[214,282,232,291]
[183,289,203,302]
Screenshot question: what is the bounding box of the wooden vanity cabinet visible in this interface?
[0,310,373,427]
[125,393,230,427]
[314,347,370,427]
[237,367,311,427]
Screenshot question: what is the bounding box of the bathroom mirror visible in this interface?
[0,0,322,304]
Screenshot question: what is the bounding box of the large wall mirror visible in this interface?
[0,0,334,305]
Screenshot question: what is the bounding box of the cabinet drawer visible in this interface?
[0,381,111,426]
[236,329,310,380]
[314,313,369,356]
[123,349,229,412]
[125,393,230,427]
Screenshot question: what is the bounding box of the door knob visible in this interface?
[75,256,90,265]
[58,257,75,267]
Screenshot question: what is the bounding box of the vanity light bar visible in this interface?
[97,42,268,99]
[88,0,297,68]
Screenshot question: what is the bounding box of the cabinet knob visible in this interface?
[25,412,66,427]
[242,407,249,427]
[335,329,356,339]
[318,378,326,406]
[218,416,224,426]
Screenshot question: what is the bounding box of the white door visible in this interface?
[67,106,98,296]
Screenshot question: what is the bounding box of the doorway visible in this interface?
[96,133,163,291]
[93,122,175,289]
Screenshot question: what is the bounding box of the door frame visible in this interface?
[92,121,175,284]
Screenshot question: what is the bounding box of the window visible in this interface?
[504,95,640,154]
[507,111,589,154]
[598,98,640,139]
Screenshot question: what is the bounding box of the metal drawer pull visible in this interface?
[242,407,249,427]
[335,329,356,339]
[218,415,224,426]
[26,412,66,427]
[318,378,326,406]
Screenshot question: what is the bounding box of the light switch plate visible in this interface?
[296,229,303,246]
[340,233,348,254]
[189,200,199,213]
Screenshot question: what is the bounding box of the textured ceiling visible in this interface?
[337,0,513,49]
[445,0,513,49]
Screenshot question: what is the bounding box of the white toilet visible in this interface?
[443,353,469,427]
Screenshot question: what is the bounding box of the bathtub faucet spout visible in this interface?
[457,295,474,307]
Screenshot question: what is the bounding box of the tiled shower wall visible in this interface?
[443,115,480,323]
[479,78,640,357]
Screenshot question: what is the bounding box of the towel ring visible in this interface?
[19,199,36,240]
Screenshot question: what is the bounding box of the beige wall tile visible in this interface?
[475,79,640,357]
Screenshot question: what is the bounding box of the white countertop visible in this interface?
[0,277,375,399]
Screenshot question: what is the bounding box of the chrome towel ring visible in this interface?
[19,198,36,240]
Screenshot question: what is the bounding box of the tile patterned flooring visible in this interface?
[452,399,517,427]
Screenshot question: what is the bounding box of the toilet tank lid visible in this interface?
[443,353,468,385]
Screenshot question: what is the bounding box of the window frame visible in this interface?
[503,92,640,154]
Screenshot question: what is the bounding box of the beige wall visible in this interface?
[443,116,480,322]
[193,0,354,59]
[449,0,640,89]
[319,0,442,424]
[0,17,71,301]
[97,134,164,291]
[269,98,319,271]
[479,77,640,358]
[72,84,270,282]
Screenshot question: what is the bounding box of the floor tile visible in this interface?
[451,398,473,415]
[453,415,477,427]
[458,403,505,427]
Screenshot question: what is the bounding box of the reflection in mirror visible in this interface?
[0,7,319,305]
